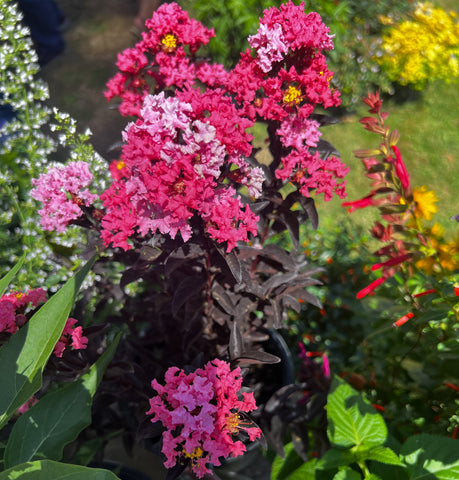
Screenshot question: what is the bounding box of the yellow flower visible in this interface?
[413,186,438,221]
[377,2,459,88]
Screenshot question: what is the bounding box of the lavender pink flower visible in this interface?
[147,359,261,478]
[31,161,98,233]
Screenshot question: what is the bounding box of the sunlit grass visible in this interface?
[315,79,459,237]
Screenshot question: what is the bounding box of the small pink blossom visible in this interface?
[53,317,88,358]
[31,161,98,233]
[248,23,288,73]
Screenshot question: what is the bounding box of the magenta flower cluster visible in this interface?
[100,91,261,251]
[147,359,261,478]
[0,287,87,357]
[31,1,349,252]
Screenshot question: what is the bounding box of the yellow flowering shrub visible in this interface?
[377,2,459,89]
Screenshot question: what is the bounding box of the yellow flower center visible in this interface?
[183,447,204,460]
[116,160,126,170]
[283,85,302,105]
[14,292,24,299]
[225,412,241,435]
[161,33,178,52]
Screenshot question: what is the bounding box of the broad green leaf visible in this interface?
[0,257,96,429]
[333,468,361,480]
[0,459,120,480]
[0,254,25,296]
[355,445,402,466]
[319,448,355,469]
[327,377,387,448]
[288,458,319,480]
[401,434,459,480]
[271,442,305,480]
[4,332,121,468]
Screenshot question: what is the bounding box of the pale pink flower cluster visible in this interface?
[248,23,288,73]
[101,92,261,252]
[147,359,261,478]
[30,161,98,232]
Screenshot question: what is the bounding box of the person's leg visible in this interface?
[17,0,65,66]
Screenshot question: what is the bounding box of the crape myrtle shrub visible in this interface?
[185,0,414,107]
[25,1,351,475]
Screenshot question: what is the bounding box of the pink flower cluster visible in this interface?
[104,2,226,117]
[30,161,98,233]
[227,1,348,200]
[53,317,88,357]
[100,91,261,251]
[147,359,261,478]
[104,1,349,203]
[0,288,46,333]
[0,287,87,357]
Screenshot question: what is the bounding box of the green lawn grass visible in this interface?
[314,78,459,236]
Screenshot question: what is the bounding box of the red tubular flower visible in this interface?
[391,145,410,190]
[393,312,414,327]
[342,191,382,213]
[444,382,459,393]
[413,289,436,298]
[372,404,386,412]
[371,253,412,271]
[356,276,389,299]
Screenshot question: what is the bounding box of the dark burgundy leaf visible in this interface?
[165,460,189,480]
[120,267,146,289]
[234,297,257,318]
[216,246,242,284]
[271,300,283,328]
[291,424,310,461]
[309,113,340,126]
[212,284,236,316]
[172,276,204,316]
[263,272,298,295]
[279,294,301,313]
[314,139,339,160]
[139,245,162,262]
[164,243,204,277]
[299,197,319,230]
[277,210,299,250]
[232,350,281,367]
[229,321,244,360]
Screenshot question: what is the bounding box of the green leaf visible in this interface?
[355,446,402,466]
[0,254,25,297]
[0,460,120,480]
[332,468,361,480]
[319,448,355,469]
[0,257,96,429]
[327,377,387,448]
[4,332,121,467]
[288,459,319,480]
[401,434,459,480]
[271,442,305,480]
